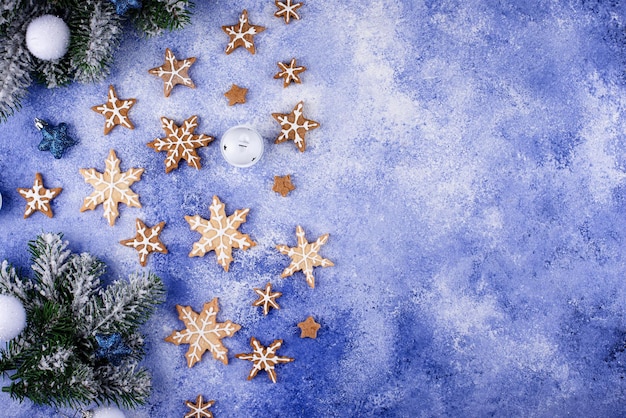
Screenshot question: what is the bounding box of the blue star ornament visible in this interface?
[35,118,77,159]
[95,333,133,364]
[109,0,142,15]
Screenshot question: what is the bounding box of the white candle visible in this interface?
[220,125,264,168]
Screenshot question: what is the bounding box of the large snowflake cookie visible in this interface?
[276,226,334,288]
[185,195,256,272]
[79,149,144,226]
[272,101,320,152]
[235,337,294,383]
[91,85,136,135]
[148,48,196,97]
[147,115,214,173]
[17,172,62,218]
[222,9,265,55]
[165,298,241,368]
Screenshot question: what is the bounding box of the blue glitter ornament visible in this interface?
[109,0,142,15]
[95,333,133,364]
[35,118,77,159]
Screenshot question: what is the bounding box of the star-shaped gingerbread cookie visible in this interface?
[184,395,215,418]
[274,58,306,88]
[273,174,296,197]
[91,85,136,135]
[274,0,303,24]
[252,283,282,316]
[297,316,321,339]
[222,10,265,55]
[17,173,62,218]
[272,101,320,152]
[224,84,248,106]
[149,48,196,97]
[120,219,168,267]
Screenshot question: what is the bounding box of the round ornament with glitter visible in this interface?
[220,125,264,168]
[25,15,70,61]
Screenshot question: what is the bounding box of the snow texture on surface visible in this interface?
[2,0,626,416]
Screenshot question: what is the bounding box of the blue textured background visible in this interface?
[2,1,626,416]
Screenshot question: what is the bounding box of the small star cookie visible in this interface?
[274,0,303,24]
[252,283,282,316]
[222,9,265,55]
[272,101,320,152]
[277,226,334,288]
[148,48,196,97]
[274,58,306,88]
[184,395,215,418]
[297,316,321,339]
[235,337,294,383]
[91,85,136,135]
[120,219,168,267]
[273,174,296,197]
[17,173,62,218]
[224,84,248,106]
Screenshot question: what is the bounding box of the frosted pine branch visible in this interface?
[71,1,122,83]
[29,233,71,302]
[89,272,165,335]
[94,362,151,407]
[0,260,31,301]
[66,253,105,329]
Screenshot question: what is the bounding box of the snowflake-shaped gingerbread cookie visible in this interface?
[272,101,320,152]
[165,298,241,367]
[222,9,265,55]
[147,115,214,173]
[277,226,334,288]
[79,149,143,226]
[185,195,256,272]
[148,48,196,97]
[91,85,136,135]
[235,337,294,383]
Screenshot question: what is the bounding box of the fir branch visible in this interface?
[94,362,151,407]
[33,59,72,88]
[69,0,122,83]
[0,234,164,409]
[29,233,71,303]
[88,272,165,335]
[66,252,105,325]
[134,0,193,37]
[0,260,32,302]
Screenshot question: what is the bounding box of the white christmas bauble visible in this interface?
[0,294,26,341]
[220,125,264,168]
[25,15,70,61]
[92,406,126,418]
